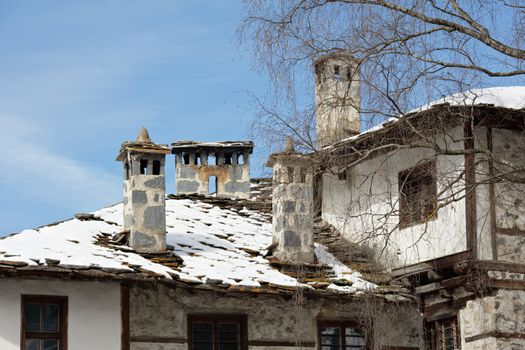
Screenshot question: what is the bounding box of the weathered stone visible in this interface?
[125,214,134,228]
[132,190,148,203]
[283,231,301,247]
[177,180,199,193]
[282,201,295,213]
[143,206,165,229]
[178,166,197,178]
[132,231,157,249]
[144,177,165,189]
[223,181,250,195]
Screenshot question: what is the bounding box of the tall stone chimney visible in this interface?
[116,127,170,253]
[315,52,360,148]
[266,137,315,264]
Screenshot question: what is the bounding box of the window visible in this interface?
[334,65,341,80]
[140,159,148,175]
[208,153,217,166]
[152,160,161,175]
[398,160,437,229]
[208,176,217,194]
[319,321,368,350]
[425,317,460,350]
[224,153,232,165]
[21,295,67,350]
[183,153,191,165]
[346,67,352,81]
[188,314,247,350]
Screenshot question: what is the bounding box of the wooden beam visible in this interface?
[464,121,477,258]
[130,336,187,344]
[465,331,525,343]
[391,251,472,277]
[249,340,316,347]
[121,283,130,350]
[415,276,466,295]
[497,228,525,236]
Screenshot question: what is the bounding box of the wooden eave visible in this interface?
[391,250,472,279]
[324,105,525,172]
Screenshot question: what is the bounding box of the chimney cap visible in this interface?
[314,51,359,66]
[136,127,153,143]
[284,136,295,152]
[266,137,311,167]
[116,127,170,161]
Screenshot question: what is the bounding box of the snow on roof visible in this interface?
[418,86,525,111]
[327,86,525,149]
[0,197,375,294]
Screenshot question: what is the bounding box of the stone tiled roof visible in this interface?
[0,180,411,300]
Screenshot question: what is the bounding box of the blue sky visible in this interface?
[0,1,268,234]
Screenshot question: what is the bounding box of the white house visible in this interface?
[1,50,524,350]
[315,53,525,350]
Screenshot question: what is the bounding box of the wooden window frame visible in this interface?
[21,295,68,350]
[317,320,370,350]
[425,316,460,350]
[188,314,248,350]
[399,160,438,229]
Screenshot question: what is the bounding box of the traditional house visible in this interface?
[0,127,421,349]
[316,53,525,349]
[1,50,523,350]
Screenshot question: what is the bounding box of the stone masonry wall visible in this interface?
[492,128,525,264]
[176,152,251,199]
[123,153,167,252]
[129,284,423,350]
[460,289,525,350]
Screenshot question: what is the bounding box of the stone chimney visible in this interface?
[266,137,315,264]
[315,52,360,148]
[171,141,253,199]
[116,127,170,253]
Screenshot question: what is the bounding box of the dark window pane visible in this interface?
[194,343,213,350]
[219,343,239,350]
[42,304,59,332]
[193,322,213,332]
[43,339,59,350]
[193,322,214,342]
[322,346,338,350]
[321,327,340,347]
[140,159,148,174]
[25,339,41,350]
[26,304,41,332]
[344,327,362,336]
[218,323,239,333]
[346,336,365,346]
[152,160,161,175]
[218,322,240,343]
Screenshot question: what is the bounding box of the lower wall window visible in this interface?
[425,316,460,350]
[21,295,68,350]
[188,314,247,350]
[319,321,368,350]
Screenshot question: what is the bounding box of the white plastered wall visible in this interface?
[322,126,468,268]
[0,279,121,350]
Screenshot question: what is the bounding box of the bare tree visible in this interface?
[240,1,525,267]
[240,0,525,145]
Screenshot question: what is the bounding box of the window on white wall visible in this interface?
[425,316,460,350]
[21,295,68,350]
[398,160,437,229]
